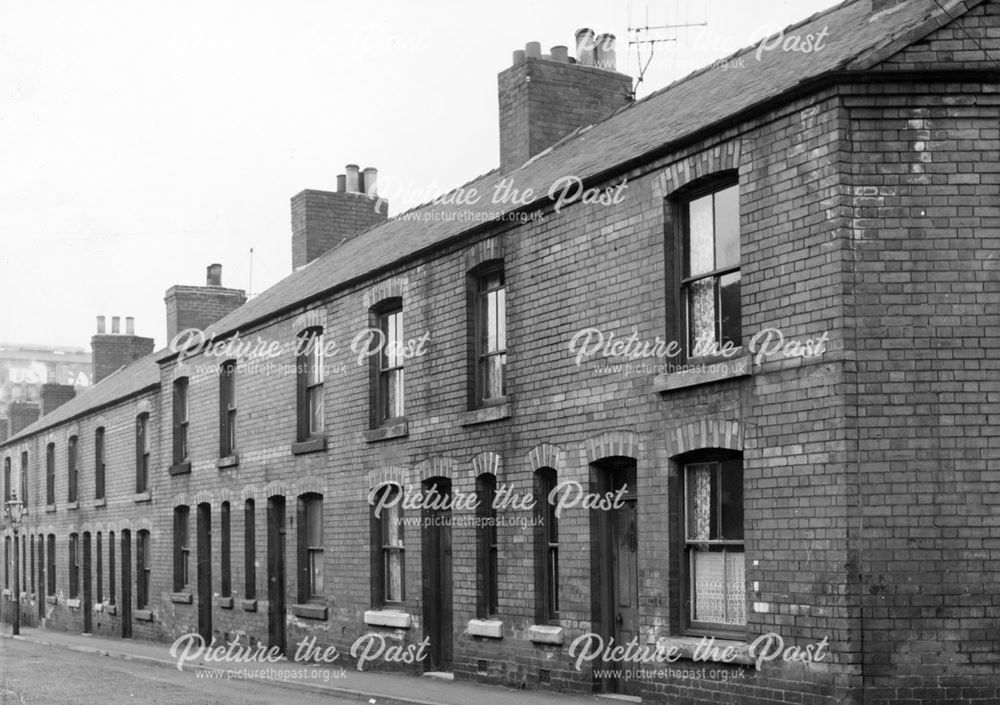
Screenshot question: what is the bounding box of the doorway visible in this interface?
[421,477,453,671]
[197,503,213,643]
[267,496,286,654]
[591,458,639,696]
[120,530,132,638]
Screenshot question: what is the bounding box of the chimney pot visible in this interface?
[512,49,526,64]
[363,167,378,197]
[336,174,346,193]
[575,28,596,65]
[125,316,135,335]
[345,164,360,193]
[111,316,120,334]
[595,33,616,71]
[96,315,106,335]
[551,45,569,63]
[207,263,223,286]
[525,41,541,59]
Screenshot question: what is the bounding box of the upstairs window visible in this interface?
[376,304,405,424]
[680,181,741,357]
[219,361,237,457]
[473,265,507,406]
[296,329,324,441]
[173,378,189,465]
[67,436,78,503]
[136,413,150,492]
[20,451,28,508]
[683,454,745,635]
[94,428,106,500]
[45,443,55,506]
[3,457,9,502]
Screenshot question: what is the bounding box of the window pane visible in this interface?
[308,388,323,435]
[310,551,324,595]
[725,551,746,624]
[496,287,506,351]
[692,550,726,623]
[688,279,716,353]
[484,290,498,353]
[687,194,715,277]
[720,460,744,541]
[719,272,742,348]
[385,368,403,419]
[714,185,740,270]
[686,463,716,542]
[307,501,323,546]
[385,550,402,602]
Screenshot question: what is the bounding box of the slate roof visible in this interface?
[2,0,979,446]
[182,0,973,345]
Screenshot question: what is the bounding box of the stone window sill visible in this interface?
[654,635,753,666]
[66,501,79,510]
[106,604,117,615]
[170,591,193,604]
[169,461,192,476]
[45,504,57,514]
[133,491,152,503]
[653,355,751,393]
[363,421,409,443]
[134,609,154,622]
[1,589,9,598]
[527,624,564,645]
[291,437,326,456]
[216,455,239,469]
[241,599,257,612]
[67,598,81,608]
[93,498,107,508]
[364,609,412,628]
[467,619,503,639]
[45,595,57,605]
[291,603,328,620]
[218,596,234,609]
[460,401,512,427]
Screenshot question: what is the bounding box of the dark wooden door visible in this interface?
[197,503,213,643]
[421,478,453,671]
[120,530,132,638]
[611,497,640,695]
[267,496,286,654]
[37,535,44,620]
[82,532,92,634]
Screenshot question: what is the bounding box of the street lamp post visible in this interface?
[5,490,25,636]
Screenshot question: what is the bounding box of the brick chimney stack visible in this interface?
[498,30,633,174]
[40,383,76,416]
[291,163,389,270]
[7,402,40,436]
[164,264,247,342]
[91,316,156,384]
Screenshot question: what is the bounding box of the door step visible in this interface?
[422,671,455,681]
[597,695,642,703]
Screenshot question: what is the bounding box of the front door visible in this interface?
[82,532,93,634]
[594,460,639,696]
[267,496,286,654]
[120,530,132,638]
[37,535,44,620]
[421,477,453,671]
[197,503,213,643]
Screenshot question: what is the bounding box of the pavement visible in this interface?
[2,626,616,705]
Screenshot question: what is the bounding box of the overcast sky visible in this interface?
[0,0,835,351]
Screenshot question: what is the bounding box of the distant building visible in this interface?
[0,343,91,441]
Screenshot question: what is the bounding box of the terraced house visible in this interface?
[3,0,998,702]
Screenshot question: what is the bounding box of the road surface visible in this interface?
[0,638,358,705]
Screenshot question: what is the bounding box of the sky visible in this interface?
[0,0,836,351]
